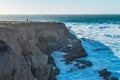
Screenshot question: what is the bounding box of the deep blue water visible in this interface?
[0,15,120,24]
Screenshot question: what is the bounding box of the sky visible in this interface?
[0,0,120,14]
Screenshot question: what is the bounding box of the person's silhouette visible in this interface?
[26,19,28,22]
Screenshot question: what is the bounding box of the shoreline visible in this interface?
[0,21,119,80]
[0,21,87,80]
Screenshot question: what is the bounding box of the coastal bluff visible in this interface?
[0,21,87,80]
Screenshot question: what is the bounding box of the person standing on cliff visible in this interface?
[26,19,28,22]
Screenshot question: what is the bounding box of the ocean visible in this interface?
[0,15,120,80]
[0,15,120,24]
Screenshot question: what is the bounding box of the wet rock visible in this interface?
[74,60,92,69]
[99,69,111,77]
[99,69,118,80]
[62,40,87,62]
[79,65,86,69]
[48,67,60,80]
[81,38,86,41]
[54,68,60,75]
[74,63,80,67]
[74,63,86,69]
[76,60,92,67]
[111,77,119,80]
[64,59,73,65]
[80,60,92,67]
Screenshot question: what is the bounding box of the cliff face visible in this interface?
[0,22,87,80]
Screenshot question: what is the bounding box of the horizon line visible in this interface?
[0,13,120,15]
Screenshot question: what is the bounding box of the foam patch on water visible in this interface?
[67,23,120,58]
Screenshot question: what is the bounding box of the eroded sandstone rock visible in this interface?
[0,22,87,80]
[0,40,35,80]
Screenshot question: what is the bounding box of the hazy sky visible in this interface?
[0,0,120,14]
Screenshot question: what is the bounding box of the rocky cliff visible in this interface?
[0,21,87,80]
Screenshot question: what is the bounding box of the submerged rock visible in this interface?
[99,69,111,79]
[76,60,92,67]
[99,69,118,80]
[111,77,119,80]
[74,60,92,69]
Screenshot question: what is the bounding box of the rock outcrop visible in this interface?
[0,21,87,80]
[99,69,119,80]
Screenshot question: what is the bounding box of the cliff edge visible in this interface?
[0,21,87,80]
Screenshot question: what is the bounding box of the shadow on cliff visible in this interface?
[0,39,35,80]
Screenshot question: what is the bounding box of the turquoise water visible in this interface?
[0,15,120,24]
[0,15,120,80]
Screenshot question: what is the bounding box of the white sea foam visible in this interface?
[67,23,120,58]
